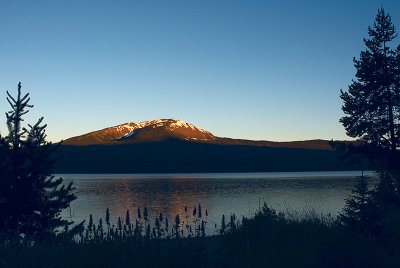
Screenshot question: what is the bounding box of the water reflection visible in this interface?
[60,172,377,234]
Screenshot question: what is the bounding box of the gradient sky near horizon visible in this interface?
[1,1,400,142]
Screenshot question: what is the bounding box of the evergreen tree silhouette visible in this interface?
[340,8,400,156]
[339,8,400,213]
[340,173,381,235]
[0,82,80,239]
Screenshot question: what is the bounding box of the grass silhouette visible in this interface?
[1,203,399,267]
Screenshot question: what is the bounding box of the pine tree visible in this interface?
[340,173,381,235]
[340,8,400,160]
[0,83,79,239]
[339,8,400,215]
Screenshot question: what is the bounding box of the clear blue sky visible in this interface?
[1,0,399,142]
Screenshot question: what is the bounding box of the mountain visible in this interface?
[56,119,362,173]
[63,119,215,145]
[63,118,333,150]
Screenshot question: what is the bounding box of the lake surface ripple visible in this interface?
[60,171,375,234]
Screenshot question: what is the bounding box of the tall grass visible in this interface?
[1,203,399,268]
[78,204,209,243]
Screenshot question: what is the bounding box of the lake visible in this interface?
[60,171,376,234]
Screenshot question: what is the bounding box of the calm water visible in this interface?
[59,171,376,234]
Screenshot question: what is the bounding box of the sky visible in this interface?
[1,0,400,142]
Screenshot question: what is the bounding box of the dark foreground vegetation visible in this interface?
[1,7,400,268]
[1,202,400,268]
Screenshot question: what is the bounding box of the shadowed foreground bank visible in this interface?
[1,204,399,268]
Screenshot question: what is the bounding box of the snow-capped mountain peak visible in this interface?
[116,119,214,141]
[63,119,215,145]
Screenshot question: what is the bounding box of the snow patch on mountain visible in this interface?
[113,124,137,132]
[115,119,214,141]
[120,131,135,139]
[170,120,196,130]
[169,119,212,135]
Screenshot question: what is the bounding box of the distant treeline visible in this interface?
[54,139,362,173]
